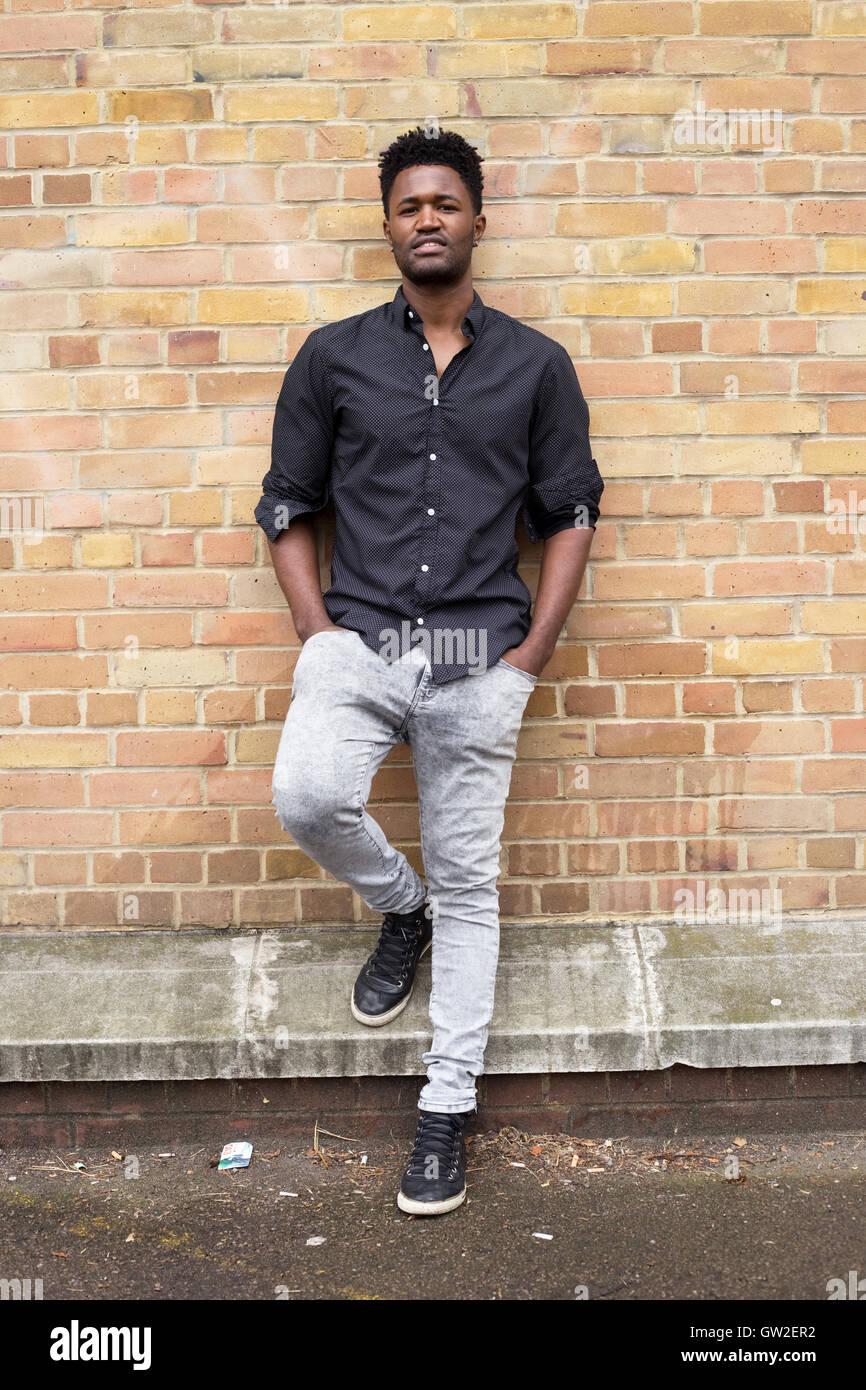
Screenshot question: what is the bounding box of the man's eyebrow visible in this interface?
[395,192,462,208]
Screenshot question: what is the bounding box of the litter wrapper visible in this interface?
[217,1141,253,1171]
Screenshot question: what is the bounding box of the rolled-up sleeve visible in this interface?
[522,345,604,543]
[254,329,334,542]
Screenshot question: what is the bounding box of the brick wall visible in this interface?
[3,1067,866,1145]
[1,2,865,931]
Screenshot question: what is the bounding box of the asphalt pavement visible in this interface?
[2,1122,864,1302]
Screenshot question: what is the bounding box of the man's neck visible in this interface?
[401,277,474,334]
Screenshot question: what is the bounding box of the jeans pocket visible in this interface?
[496,657,538,686]
[302,627,356,645]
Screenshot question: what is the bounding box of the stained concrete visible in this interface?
[1,916,865,1082]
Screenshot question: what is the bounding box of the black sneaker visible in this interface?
[351,896,433,1027]
[397,1108,473,1216]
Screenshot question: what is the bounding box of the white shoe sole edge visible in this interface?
[396,1186,467,1216]
[350,939,432,1027]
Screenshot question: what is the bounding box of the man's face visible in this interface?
[384,164,483,286]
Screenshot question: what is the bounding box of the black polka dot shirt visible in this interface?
[255,283,604,684]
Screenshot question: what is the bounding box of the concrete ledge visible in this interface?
[2,917,865,1083]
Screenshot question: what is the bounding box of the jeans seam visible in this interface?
[354,740,388,880]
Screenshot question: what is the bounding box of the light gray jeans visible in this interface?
[271,628,537,1114]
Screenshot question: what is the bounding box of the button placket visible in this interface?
[414,319,442,623]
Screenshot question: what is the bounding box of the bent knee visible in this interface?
[272,779,352,839]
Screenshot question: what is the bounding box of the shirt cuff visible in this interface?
[254,492,327,541]
[525,497,600,542]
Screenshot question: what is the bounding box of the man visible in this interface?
[255,126,603,1216]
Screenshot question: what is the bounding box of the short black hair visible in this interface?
[378,125,484,218]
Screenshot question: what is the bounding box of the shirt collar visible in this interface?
[389,282,485,342]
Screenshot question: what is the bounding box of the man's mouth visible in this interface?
[413,240,446,254]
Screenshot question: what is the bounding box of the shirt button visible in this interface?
[429,453,436,460]
[433,398,438,405]
[427,508,435,515]
[423,343,429,351]
[408,310,413,317]
[416,617,424,625]
[421,564,429,571]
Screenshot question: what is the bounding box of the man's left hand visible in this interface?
[498,642,550,679]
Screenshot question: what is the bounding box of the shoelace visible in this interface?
[405,1112,463,1177]
[364,911,424,986]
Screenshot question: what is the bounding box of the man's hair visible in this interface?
[378,126,484,218]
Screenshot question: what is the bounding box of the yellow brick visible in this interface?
[802,602,866,633]
[198,289,309,324]
[229,489,262,526]
[682,603,792,637]
[0,92,98,127]
[117,649,227,688]
[344,6,457,40]
[699,1,811,34]
[473,78,620,115]
[593,401,701,435]
[585,3,693,37]
[236,728,280,763]
[474,241,579,277]
[2,374,70,410]
[825,239,866,271]
[797,279,866,313]
[0,735,107,767]
[223,86,338,122]
[819,2,866,35]
[679,281,790,314]
[434,43,541,77]
[802,440,866,475]
[169,492,223,525]
[577,78,691,114]
[81,534,135,568]
[706,401,820,434]
[593,440,675,478]
[317,204,389,240]
[266,849,320,880]
[76,211,189,247]
[21,537,76,569]
[680,440,794,476]
[308,43,424,79]
[344,82,458,120]
[196,450,265,487]
[561,281,674,316]
[107,89,213,123]
[126,130,188,165]
[592,239,696,274]
[207,48,306,82]
[792,119,845,153]
[103,11,214,46]
[310,124,368,160]
[82,52,189,90]
[518,722,589,759]
[315,286,402,319]
[145,690,197,723]
[464,3,575,37]
[78,292,189,327]
[556,201,665,236]
[712,640,824,674]
[195,127,250,162]
[0,852,26,886]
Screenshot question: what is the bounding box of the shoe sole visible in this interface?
[350,938,432,1028]
[396,1185,466,1216]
